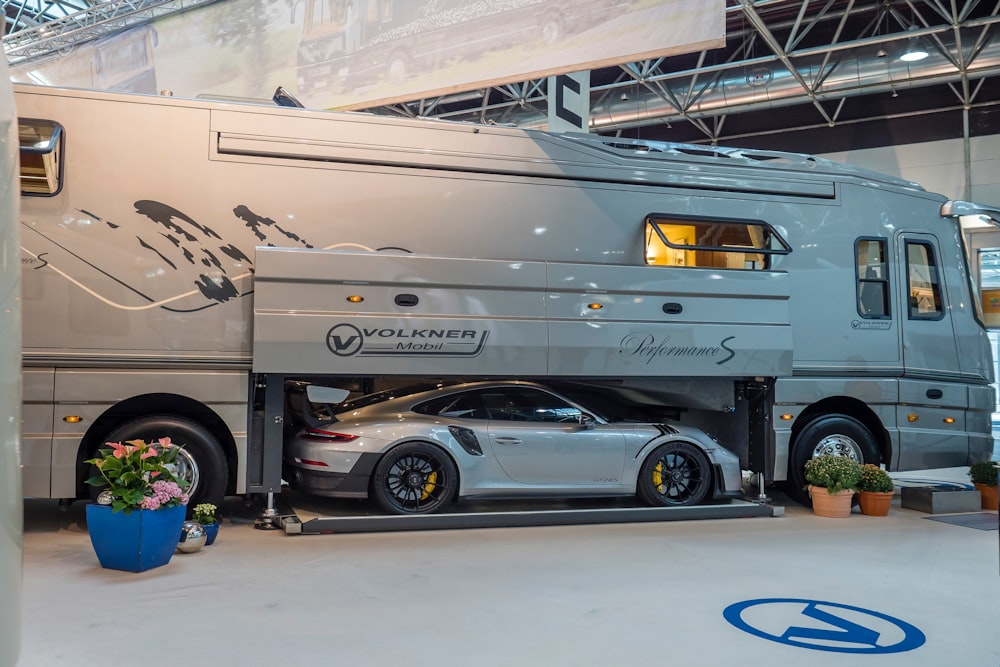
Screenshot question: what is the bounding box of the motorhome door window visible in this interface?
[906,241,944,319]
[856,238,890,318]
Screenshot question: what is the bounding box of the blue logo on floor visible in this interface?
[723,598,925,654]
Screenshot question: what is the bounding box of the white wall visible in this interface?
[820,134,1000,207]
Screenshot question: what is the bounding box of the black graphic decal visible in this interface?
[200,247,224,271]
[219,244,252,264]
[233,204,314,248]
[195,274,239,302]
[133,201,198,242]
[138,236,177,270]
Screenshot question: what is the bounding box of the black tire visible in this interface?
[371,442,457,515]
[785,414,879,506]
[637,441,713,507]
[94,415,228,511]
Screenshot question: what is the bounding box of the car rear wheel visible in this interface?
[371,442,457,515]
[637,442,712,507]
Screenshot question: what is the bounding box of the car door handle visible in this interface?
[493,437,522,445]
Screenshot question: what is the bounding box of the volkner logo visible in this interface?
[618,333,736,366]
[723,598,926,654]
[326,323,489,358]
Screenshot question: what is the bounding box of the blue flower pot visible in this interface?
[203,521,220,546]
[86,504,186,572]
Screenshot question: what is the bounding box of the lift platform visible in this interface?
[259,496,781,535]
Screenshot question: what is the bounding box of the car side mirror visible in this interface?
[580,412,596,430]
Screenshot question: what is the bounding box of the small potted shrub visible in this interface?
[193,502,221,545]
[856,464,894,516]
[804,455,862,518]
[968,460,999,511]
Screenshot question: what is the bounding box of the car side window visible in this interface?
[413,392,490,420]
[480,388,582,423]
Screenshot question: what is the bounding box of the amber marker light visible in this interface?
[63,415,82,423]
[346,295,364,303]
[943,417,956,424]
[587,303,604,310]
[779,414,793,421]
[907,414,919,422]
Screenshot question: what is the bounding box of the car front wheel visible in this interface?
[371,442,457,515]
[637,442,713,507]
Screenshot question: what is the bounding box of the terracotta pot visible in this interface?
[974,483,999,511]
[858,490,894,516]
[808,485,855,518]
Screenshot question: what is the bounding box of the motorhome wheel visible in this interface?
[95,415,228,512]
[637,441,713,507]
[786,414,878,506]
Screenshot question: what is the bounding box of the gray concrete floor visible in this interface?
[17,469,1000,667]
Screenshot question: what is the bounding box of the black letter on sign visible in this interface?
[555,74,583,129]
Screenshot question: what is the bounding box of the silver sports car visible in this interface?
[283,380,743,515]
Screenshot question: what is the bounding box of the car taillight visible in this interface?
[303,428,358,443]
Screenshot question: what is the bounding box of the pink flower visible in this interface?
[140,495,161,510]
[140,449,157,460]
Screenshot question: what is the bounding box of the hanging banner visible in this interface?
[10,0,725,112]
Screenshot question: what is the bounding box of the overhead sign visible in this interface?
[723,598,926,654]
[547,72,590,133]
[10,0,725,113]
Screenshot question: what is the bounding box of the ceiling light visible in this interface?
[900,47,928,62]
[900,26,928,62]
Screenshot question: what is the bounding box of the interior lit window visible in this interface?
[644,214,790,270]
[19,118,63,196]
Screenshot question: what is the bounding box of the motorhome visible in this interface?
[14,82,996,512]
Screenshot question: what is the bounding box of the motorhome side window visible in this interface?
[856,238,890,318]
[906,241,943,320]
[643,215,790,270]
[18,118,63,196]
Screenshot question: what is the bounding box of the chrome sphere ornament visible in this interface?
[96,490,114,505]
[176,520,207,553]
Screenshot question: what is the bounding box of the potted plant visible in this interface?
[856,464,895,516]
[967,460,999,511]
[804,455,862,518]
[84,437,190,572]
[193,502,220,545]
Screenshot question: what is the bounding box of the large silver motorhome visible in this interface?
[14,83,996,509]
[1,60,22,667]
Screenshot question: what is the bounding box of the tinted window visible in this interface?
[906,241,943,320]
[857,238,890,318]
[413,391,490,420]
[478,388,582,423]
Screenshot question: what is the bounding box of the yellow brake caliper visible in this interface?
[653,461,665,493]
[421,472,438,500]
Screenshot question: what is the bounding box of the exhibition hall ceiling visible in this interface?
[3,0,999,149]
